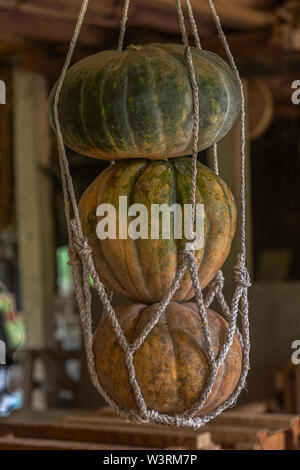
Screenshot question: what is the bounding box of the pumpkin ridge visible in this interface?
[78,170,129,296]
[217,176,237,239]
[164,307,182,409]
[130,161,160,301]
[117,161,153,301]
[75,53,115,154]
[80,61,99,151]
[152,45,193,156]
[123,60,139,154]
[130,160,156,301]
[145,54,166,154]
[93,163,143,299]
[182,304,231,412]
[107,51,139,156]
[96,57,119,153]
[101,53,132,155]
[164,304,206,411]
[170,161,179,288]
[133,160,176,300]
[91,169,133,297]
[203,313,233,411]
[201,55,231,143]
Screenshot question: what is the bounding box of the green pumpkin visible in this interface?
[79,157,236,303]
[49,44,240,160]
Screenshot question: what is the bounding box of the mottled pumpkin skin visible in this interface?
[79,158,236,303]
[93,302,242,415]
[49,43,240,160]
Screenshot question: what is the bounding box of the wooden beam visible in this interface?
[0,0,277,42]
[0,9,107,47]
[153,0,277,29]
[0,436,155,450]
[13,67,55,348]
[0,417,211,448]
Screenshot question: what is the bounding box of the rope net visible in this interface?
[53,0,251,429]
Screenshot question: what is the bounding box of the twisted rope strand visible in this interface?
[207,0,247,259]
[185,0,202,49]
[118,0,131,51]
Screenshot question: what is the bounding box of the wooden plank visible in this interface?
[13,68,55,348]
[153,0,276,29]
[15,0,277,29]
[0,419,211,449]
[65,409,300,449]
[205,421,298,450]
[203,424,260,445]
[0,9,108,47]
[0,1,211,39]
[0,435,154,450]
[255,430,287,451]
[0,0,277,44]
[63,412,211,448]
[213,412,300,430]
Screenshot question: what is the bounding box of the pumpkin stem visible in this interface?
[127,45,143,51]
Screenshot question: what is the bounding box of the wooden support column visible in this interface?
[208,80,253,292]
[13,68,55,348]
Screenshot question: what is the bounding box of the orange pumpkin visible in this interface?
[93,302,242,415]
[79,158,236,303]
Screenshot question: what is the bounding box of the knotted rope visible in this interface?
[53,0,251,429]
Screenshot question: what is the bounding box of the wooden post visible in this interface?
[13,68,55,348]
[208,80,253,291]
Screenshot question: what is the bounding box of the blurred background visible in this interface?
[0,0,299,450]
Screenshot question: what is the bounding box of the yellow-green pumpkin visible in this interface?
[79,158,236,303]
[49,43,240,160]
[93,302,242,415]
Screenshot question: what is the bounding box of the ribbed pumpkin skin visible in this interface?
[79,158,236,303]
[93,302,242,415]
[49,43,240,160]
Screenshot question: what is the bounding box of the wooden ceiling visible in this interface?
[0,0,299,78]
[0,0,295,48]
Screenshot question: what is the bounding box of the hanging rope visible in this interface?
[53,0,251,429]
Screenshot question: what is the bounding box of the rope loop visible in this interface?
[208,270,225,293]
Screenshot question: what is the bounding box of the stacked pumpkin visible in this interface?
[49,44,242,416]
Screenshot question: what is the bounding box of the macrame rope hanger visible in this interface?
[53,0,251,429]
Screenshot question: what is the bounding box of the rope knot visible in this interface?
[76,237,92,259]
[234,255,251,288]
[67,248,80,267]
[182,249,196,264]
[70,218,92,260]
[209,270,224,292]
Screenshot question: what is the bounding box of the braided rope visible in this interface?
[53,0,251,429]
